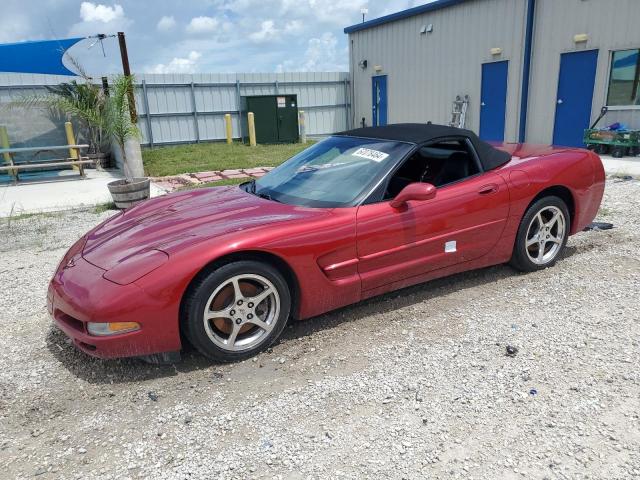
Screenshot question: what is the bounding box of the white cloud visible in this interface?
[149,51,202,74]
[186,16,219,34]
[157,16,176,32]
[227,0,365,26]
[0,13,32,43]
[302,32,338,70]
[284,20,303,35]
[70,2,131,37]
[276,31,346,72]
[79,2,124,23]
[249,20,278,42]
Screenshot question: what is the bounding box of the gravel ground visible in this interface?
[0,179,638,480]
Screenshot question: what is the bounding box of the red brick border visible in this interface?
[151,167,270,193]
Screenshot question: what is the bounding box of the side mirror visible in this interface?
[390,182,436,208]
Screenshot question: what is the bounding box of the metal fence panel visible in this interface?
[0,72,350,150]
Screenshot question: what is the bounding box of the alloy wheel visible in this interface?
[203,274,280,352]
[525,205,566,265]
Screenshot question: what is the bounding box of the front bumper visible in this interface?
[48,255,181,359]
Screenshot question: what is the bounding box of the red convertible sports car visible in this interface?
[48,124,605,363]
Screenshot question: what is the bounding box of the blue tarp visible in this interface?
[0,38,84,76]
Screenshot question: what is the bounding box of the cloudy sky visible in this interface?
[1,0,428,75]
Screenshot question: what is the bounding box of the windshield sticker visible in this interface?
[352,147,389,162]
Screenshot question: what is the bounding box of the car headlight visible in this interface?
[102,249,169,285]
[87,322,141,336]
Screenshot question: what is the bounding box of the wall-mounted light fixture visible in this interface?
[374,65,383,72]
[358,59,368,69]
[420,24,433,34]
[573,33,588,43]
[490,47,503,56]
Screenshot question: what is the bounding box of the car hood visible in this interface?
[83,186,324,270]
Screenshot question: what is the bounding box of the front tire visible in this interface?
[182,261,291,362]
[510,196,570,272]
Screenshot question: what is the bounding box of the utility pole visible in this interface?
[117,31,137,123]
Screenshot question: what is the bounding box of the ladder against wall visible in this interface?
[449,95,470,129]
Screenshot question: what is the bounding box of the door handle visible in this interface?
[557,99,564,104]
[481,102,486,106]
[478,183,498,195]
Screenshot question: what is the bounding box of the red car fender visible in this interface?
[134,207,361,324]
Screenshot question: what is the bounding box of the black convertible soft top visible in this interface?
[337,123,511,171]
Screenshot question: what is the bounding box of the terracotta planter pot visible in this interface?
[107,177,150,209]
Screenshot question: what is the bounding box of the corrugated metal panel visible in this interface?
[0,72,350,148]
[348,0,527,142]
[526,0,640,143]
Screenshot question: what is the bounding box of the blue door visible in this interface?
[479,61,509,141]
[552,50,598,147]
[372,75,387,126]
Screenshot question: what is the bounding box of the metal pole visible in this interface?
[141,80,154,148]
[248,112,257,147]
[225,114,233,144]
[343,77,349,130]
[64,122,79,172]
[235,80,244,140]
[117,31,138,123]
[298,111,306,144]
[275,80,279,95]
[190,82,200,143]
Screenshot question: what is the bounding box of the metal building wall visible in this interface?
[348,0,527,141]
[526,0,640,144]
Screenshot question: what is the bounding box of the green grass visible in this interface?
[6,211,61,222]
[93,202,117,214]
[143,141,314,177]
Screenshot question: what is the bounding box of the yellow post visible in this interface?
[298,110,306,144]
[0,126,17,180]
[64,121,79,171]
[224,113,233,144]
[247,112,257,147]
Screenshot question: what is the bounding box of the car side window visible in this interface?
[381,139,480,200]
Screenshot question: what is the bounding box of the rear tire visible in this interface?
[182,261,291,362]
[509,196,570,272]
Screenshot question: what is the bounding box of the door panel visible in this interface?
[277,95,299,142]
[479,61,509,142]
[247,97,278,143]
[356,173,509,292]
[372,75,388,126]
[553,50,598,147]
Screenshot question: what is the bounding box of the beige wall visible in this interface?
[349,0,527,141]
[526,0,640,143]
[348,0,640,144]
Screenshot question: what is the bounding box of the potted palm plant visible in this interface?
[105,75,150,209]
[43,80,109,167]
[9,66,109,167]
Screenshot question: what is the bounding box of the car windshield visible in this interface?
[249,136,414,207]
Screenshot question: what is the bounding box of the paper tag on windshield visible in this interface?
[352,147,389,162]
